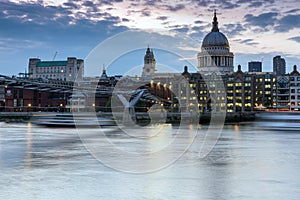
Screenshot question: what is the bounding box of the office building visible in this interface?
[248,61,262,72]
[273,56,286,75]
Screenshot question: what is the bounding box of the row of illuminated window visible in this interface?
[227,83,252,87]
[227,96,251,100]
[227,83,273,88]
[181,97,198,100]
[36,74,72,78]
[227,90,243,93]
[227,103,252,107]
[255,91,271,95]
[36,67,74,74]
[255,78,274,82]
[290,102,300,106]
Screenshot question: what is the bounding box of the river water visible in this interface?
[0,120,300,200]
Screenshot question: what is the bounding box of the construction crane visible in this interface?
[52,51,58,61]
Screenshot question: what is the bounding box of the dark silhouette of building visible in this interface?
[248,61,262,72]
[273,56,286,75]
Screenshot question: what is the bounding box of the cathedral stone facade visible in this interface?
[197,11,234,74]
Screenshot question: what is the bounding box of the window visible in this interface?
[291,89,295,93]
[298,89,300,93]
[291,96,295,100]
[297,77,300,81]
[291,77,295,81]
[265,85,271,88]
[245,77,251,81]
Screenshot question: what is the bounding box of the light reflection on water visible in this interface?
[0,121,300,200]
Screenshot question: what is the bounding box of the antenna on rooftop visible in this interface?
[52,51,58,61]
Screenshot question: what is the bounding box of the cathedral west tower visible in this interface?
[142,46,156,79]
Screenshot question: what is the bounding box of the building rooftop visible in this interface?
[36,61,67,67]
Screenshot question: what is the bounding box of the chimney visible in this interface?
[237,65,242,72]
[184,66,188,73]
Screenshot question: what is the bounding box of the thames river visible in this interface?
[0,120,300,200]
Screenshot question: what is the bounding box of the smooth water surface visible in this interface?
[0,121,300,200]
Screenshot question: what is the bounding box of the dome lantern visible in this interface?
[212,10,219,32]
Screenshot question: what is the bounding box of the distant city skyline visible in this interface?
[1,0,300,76]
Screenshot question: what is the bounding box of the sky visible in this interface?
[0,0,300,76]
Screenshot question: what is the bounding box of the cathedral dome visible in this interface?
[201,10,229,48]
[202,31,229,47]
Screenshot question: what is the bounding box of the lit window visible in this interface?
[265,85,271,88]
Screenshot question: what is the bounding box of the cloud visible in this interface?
[223,23,246,37]
[244,12,278,30]
[285,9,300,14]
[236,0,275,7]
[143,0,162,7]
[0,0,130,75]
[165,4,185,11]
[190,0,210,7]
[122,18,130,22]
[141,9,151,17]
[288,36,300,43]
[275,14,300,32]
[191,25,209,32]
[167,24,190,33]
[239,39,259,45]
[194,20,205,24]
[248,1,263,8]
[218,0,239,9]
[157,16,168,21]
[63,2,80,9]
